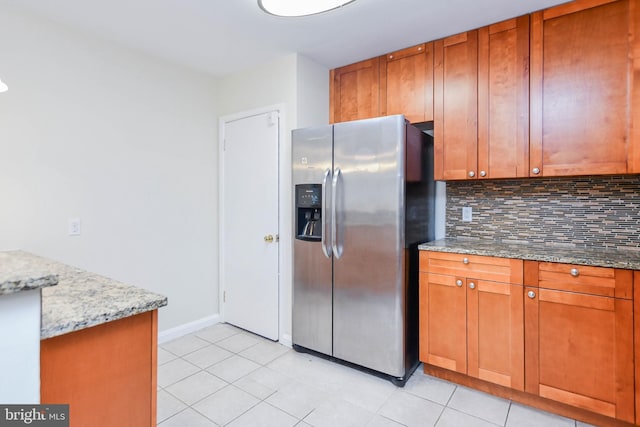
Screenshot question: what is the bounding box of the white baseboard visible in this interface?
[280,333,292,348]
[158,314,220,344]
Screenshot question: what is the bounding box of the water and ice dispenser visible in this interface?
[295,184,322,241]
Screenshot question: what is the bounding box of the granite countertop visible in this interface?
[0,251,59,295]
[419,238,640,270]
[1,251,167,339]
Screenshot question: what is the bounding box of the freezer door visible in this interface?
[292,125,333,356]
[332,115,406,377]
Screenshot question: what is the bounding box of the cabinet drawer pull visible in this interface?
[462,257,469,265]
[456,280,463,287]
[469,282,476,290]
[570,268,579,277]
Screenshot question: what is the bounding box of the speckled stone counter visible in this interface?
[1,251,168,339]
[0,251,59,295]
[419,238,640,270]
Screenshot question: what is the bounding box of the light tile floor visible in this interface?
[158,323,596,427]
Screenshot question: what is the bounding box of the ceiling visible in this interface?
[1,0,568,77]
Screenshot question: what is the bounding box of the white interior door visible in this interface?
[221,111,279,340]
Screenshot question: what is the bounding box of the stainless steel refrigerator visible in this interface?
[292,115,435,385]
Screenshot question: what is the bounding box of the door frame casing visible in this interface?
[218,104,288,343]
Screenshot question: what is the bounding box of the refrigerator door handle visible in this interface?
[321,168,332,258]
[331,167,343,259]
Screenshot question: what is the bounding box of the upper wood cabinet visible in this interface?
[434,17,529,181]
[433,31,479,180]
[529,0,640,176]
[329,0,640,179]
[380,43,434,124]
[478,16,530,179]
[329,57,380,123]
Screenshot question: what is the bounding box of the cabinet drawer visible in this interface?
[420,251,523,284]
[537,262,632,299]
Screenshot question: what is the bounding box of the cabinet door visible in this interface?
[419,272,467,374]
[434,31,478,180]
[330,58,380,123]
[478,16,529,179]
[524,287,634,422]
[530,0,640,176]
[467,280,524,390]
[380,43,434,123]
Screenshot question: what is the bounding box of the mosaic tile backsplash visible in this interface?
[445,175,640,250]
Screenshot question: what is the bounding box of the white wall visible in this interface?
[296,55,330,129]
[0,5,219,332]
[216,54,328,343]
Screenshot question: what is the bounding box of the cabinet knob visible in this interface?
[462,257,469,265]
[468,171,475,178]
[570,268,579,277]
[479,170,486,177]
[532,167,540,175]
[456,279,463,287]
[469,282,476,290]
[527,290,536,299]
[264,234,274,243]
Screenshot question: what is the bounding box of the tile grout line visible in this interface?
[503,401,512,427]
[158,324,586,427]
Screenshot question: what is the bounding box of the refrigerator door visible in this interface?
[332,115,406,377]
[292,125,333,356]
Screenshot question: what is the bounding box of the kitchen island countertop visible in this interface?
[419,238,640,270]
[0,251,59,295]
[1,251,167,339]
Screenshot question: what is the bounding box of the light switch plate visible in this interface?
[68,218,81,236]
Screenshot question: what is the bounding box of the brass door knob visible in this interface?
[264,234,274,243]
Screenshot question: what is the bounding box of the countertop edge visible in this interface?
[418,239,640,270]
[0,274,59,296]
[41,297,168,340]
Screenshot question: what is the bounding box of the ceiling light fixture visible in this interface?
[258,0,356,17]
[0,78,7,93]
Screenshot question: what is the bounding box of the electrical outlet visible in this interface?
[68,218,81,236]
[462,207,472,222]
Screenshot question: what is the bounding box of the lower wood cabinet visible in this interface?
[419,252,524,390]
[41,311,158,427]
[524,261,634,423]
[420,251,637,425]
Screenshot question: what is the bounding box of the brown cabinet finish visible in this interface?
[419,252,524,390]
[41,311,158,427]
[434,31,478,180]
[467,279,524,390]
[530,0,640,177]
[524,261,634,423]
[330,0,640,179]
[478,16,530,179]
[424,251,523,284]
[329,57,380,123]
[380,43,434,124]
[419,272,467,373]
